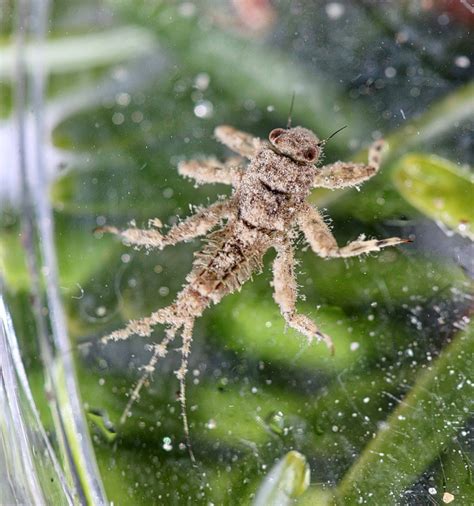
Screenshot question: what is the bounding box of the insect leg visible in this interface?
[272,239,334,353]
[297,204,410,258]
[175,318,196,463]
[100,306,174,344]
[214,125,262,159]
[178,156,245,186]
[119,325,178,425]
[96,198,232,250]
[313,140,385,189]
[337,236,412,257]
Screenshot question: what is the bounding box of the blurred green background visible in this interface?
[1,1,473,504]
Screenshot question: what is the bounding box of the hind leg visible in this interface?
[272,239,334,353]
[119,325,179,424]
[175,318,197,463]
[101,306,175,344]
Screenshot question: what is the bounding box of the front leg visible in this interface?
[214,125,263,159]
[313,139,385,189]
[272,238,334,352]
[178,156,245,187]
[297,203,410,258]
[96,198,232,250]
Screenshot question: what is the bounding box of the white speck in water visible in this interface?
[454,55,470,68]
[458,221,469,233]
[442,492,455,503]
[178,2,196,17]
[112,112,124,125]
[350,342,360,352]
[131,111,144,123]
[162,437,172,451]
[194,72,210,91]
[325,2,345,19]
[267,105,275,112]
[251,387,258,394]
[159,286,169,297]
[116,92,131,106]
[194,100,214,119]
[121,253,131,264]
[332,425,339,432]
[400,109,406,120]
[428,487,437,495]
[96,306,106,317]
[363,397,370,404]
[206,419,217,430]
[438,13,450,26]
[265,321,272,328]
[384,66,397,78]
[98,378,105,386]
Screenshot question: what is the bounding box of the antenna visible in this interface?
[287,92,296,129]
[325,125,348,142]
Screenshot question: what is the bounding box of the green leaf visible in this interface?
[211,294,412,372]
[392,153,473,240]
[433,440,473,504]
[311,82,474,215]
[253,451,310,506]
[333,322,474,504]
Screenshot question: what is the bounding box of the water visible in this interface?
[1,1,473,504]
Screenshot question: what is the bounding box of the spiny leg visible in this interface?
[100,306,174,345]
[272,238,334,353]
[175,318,196,463]
[96,198,232,250]
[313,139,386,189]
[214,125,262,159]
[297,203,410,258]
[178,156,245,187]
[119,325,178,425]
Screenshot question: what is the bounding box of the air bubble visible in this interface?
[454,55,470,68]
[112,112,124,125]
[194,100,214,119]
[325,2,345,20]
[162,437,172,451]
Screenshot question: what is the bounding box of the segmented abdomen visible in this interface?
[186,222,267,304]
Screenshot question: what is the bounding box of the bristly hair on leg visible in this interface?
[175,318,197,464]
[119,326,178,425]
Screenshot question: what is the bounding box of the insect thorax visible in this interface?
[236,148,314,231]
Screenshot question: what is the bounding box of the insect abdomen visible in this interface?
[187,224,265,304]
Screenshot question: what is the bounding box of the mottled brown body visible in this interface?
[97,124,409,460]
[188,220,268,305]
[187,146,314,308]
[238,148,314,230]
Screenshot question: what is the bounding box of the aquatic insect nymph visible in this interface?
[97,124,409,460]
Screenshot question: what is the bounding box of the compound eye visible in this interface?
[269,128,285,142]
[304,147,317,161]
